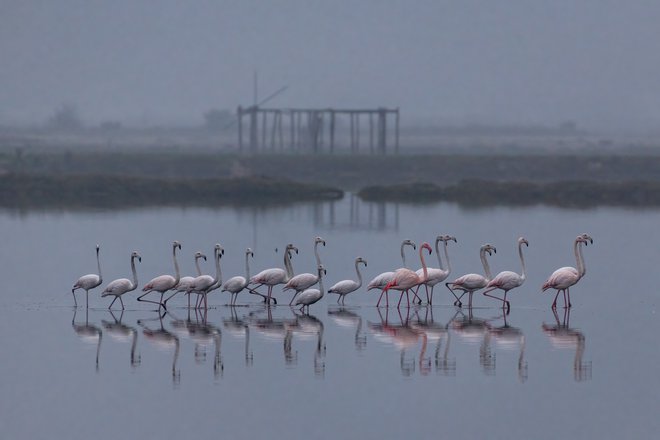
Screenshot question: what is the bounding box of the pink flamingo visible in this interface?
[482,237,529,311]
[383,242,433,308]
[138,241,181,309]
[327,257,368,305]
[414,235,457,305]
[248,244,298,305]
[541,233,593,309]
[72,244,102,308]
[445,244,497,308]
[368,239,417,307]
[283,237,325,305]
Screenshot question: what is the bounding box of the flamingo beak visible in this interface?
[203,255,207,261]
[138,257,142,262]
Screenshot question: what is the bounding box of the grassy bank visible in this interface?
[358,180,660,208]
[0,173,343,209]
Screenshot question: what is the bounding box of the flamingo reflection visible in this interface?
[247,306,300,366]
[186,308,223,378]
[291,311,326,377]
[369,307,425,377]
[450,308,497,374]
[542,308,592,382]
[410,307,457,376]
[72,308,102,372]
[482,310,528,382]
[101,310,141,368]
[223,306,253,366]
[327,306,366,351]
[138,312,181,384]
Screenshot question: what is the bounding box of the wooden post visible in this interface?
[249,106,258,153]
[290,110,295,151]
[395,108,400,155]
[329,110,335,154]
[237,106,243,152]
[369,113,374,154]
[261,110,267,152]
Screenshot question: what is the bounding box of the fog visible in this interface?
[2,0,660,132]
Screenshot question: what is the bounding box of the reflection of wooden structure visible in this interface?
[237,106,400,154]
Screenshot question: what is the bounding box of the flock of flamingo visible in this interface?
[72,233,593,312]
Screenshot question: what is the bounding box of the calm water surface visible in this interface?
[1,197,658,439]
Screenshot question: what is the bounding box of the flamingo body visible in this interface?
[328,257,367,305]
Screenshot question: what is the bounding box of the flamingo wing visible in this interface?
[222,276,247,293]
[367,272,394,290]
[328,280,359,295]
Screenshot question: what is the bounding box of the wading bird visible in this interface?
[294,264,326,313]
[138,241,181,309]
[72,244,103,308]
[368,239,417,307]
[248,244,298,305]
[101,251,141,310]
[328,257,368,305]
[384,242,433,308]
[541,234,593,309]
[187,244,224,309]
[415,235,457,305]
[482,237,529,311]
[446,244,497,308]
[222,248,255,306]
[283,237,325,305]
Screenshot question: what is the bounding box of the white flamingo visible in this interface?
[367,239,417,307]
[222,248,254,306]
[72,244,102,308]
[327,257,368,305]
[167,251,207,308]
[414,235,457,305]
[138,241,181,309]
[445,244,497,308]
[482,237,529,311]
[248,243,298,305]
[187,244,224,309]
[542,233,593,309]
[283,236,325,305]
[384,242,433,308]
[294,264,326,313]
[101,251,141,310]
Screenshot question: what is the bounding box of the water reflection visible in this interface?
[327,306,367,351]
[101,310,141,368]
[67,304,595,384]
[542,308,592,382]
[138,313,181,384]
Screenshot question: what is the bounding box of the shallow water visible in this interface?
[1,197,658,439]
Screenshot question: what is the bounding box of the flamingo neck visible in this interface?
[318,267,325,296]
[573,239,585,277]
[172,245,180,284]
[213,248,222,286]
[435,238,445,271]
[401,242,409,268]
[130,255,139,289]
[131,330,138,366]
[481,248,493,281]
[194,255,203,276]
[244,252,251,281]
[443,241,452,275]
[314,241,322,266]
[419,247,429,281]
[355,260,364,288]
[96,247,102,283]
[284,249,294,279]
[577,241,587,278]
[518,242,527,281]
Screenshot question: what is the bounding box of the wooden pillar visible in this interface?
[261,111,267,152]
[249,106,258,153]
[270,111,278,151]
[329,110,335,154]
[278,111,284,152]
[289,111,295,151]
[369,113,374,154]
[395,108,400,155]
[378,108,387,154]
[237,106,243,152]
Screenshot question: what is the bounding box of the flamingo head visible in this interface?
[131,251,142,263]
[215,243,225,258]
[286,243,299,255]
[437,234,457,244]
[403,239,416,250]
[482,244,497,256]
[356,257,367,267]
[317,264,326,277]
[194,251,207,261]
[96,244,100,253]
[173,241,182,251]
[421,242,432,254]
[579,233,593,245]
[315,236,326,247]
[246,248,254,258]
[518,237,529,247]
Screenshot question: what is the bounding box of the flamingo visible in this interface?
[294,264,326,313]
[445,244,497,308]
[383,242,433,308]
[248,243,298,305]
[138,241,182,309]
[101,310,141,368]
[138,314,181,384]
[72,308,102,371]
[541,233,593,309]
[482,237,529,311]
[414,235,457,305]
[221,248,254,306]
[367,239,417,307]
[72,244,103,308]
[101,251,141,310]
[167,251,207,308]
[283,236,326,305]
[327,257,368,305]
[187,244,224,309]
[542,308,591,381]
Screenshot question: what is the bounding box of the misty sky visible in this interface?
[2,0,660,131]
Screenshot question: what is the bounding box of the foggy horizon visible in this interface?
[2,1,660,133]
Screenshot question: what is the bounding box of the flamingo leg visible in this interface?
[86,290,89,309]
[551,290,561,309]
[376,289,387,307]
[566,287,572,308]
[108,296,118,309]
[411,287,422,304]
[468,291,473,308]
[119,296,125,310]
[406,290,411,308]
[71,289,78,307]
[342,295,346,306]
[163,291,178,307]
[562,289,568,309]
[445,283,463,306]
[429,285,435,305]
[289,291,299,306]
[482,287,507,306]
[137,291,163,307]
[397,290,405,308]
